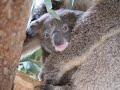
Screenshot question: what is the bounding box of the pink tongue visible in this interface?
[55,42,68,52]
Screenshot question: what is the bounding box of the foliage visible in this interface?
[44,0,74,20]
[18,49,43,80]
[70,0,75,9]
[44,0,61,20]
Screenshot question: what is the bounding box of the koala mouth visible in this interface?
[54,40,69,52]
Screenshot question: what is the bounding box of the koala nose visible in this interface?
[53,31,64,46]
[55,40,64,46]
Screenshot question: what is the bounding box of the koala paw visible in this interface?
[35,84,54,90]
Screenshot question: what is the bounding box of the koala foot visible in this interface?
[35,84,54,90]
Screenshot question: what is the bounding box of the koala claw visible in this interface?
[35,84,54,90]
[35,85,46,90]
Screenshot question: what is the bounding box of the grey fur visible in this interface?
[41,0,120,90]
[23,9,84,61]
[23,0,94,58]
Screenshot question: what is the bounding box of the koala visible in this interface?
[38,0,120,90]
[22,0,94,58]
[26,0,94,35]
[22,9,84,61]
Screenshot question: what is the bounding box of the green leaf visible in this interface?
[22,61,31,70]
[44,0,60,20]
[44,0,52,10]
[34,49,42,60]
[20,68,27,74]
[31,0,37,15]
[21,61,41,74]
[27,70,34,75]
[31,60,43,67]
[48,9,61,20]
[20,57,31,62]
[29,49,41,60]
[29,63,41,74]
[69,0,75,9]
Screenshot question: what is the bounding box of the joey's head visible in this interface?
[26,9,84,53]
[41,21,72,53]
[27,18,73,53]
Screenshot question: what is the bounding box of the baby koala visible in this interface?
[26,9,84,61]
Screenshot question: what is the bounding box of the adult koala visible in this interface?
[38,0,120,90]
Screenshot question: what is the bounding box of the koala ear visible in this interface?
[26,19,43,38]
[26,14,49,38]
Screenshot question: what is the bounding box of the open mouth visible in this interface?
[54,41,69,52]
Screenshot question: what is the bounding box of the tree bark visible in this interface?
[0,0,31,89]
[14,70,44,90]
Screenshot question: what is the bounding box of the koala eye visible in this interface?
[44,33,49,38]
[63,24,68,32]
